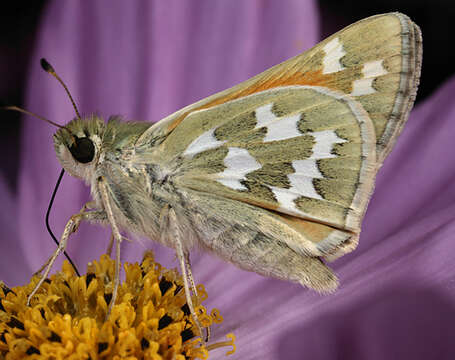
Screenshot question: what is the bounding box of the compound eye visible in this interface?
[69,137,95,163]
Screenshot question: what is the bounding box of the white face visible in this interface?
[53,116,105,183]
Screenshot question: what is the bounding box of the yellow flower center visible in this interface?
[0,252,235,359]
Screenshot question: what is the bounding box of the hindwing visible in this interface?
[170,86,376,233]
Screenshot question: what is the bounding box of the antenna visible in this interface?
[1,105,66,129]
[40,58,82,120]
[0,58,84,276]
[0,104,80,275]
[0,105,75,144]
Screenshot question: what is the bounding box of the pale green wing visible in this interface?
[150,85,377,264]
[131,12,421,264]
[180,187,340,292]
[166,86,376,233]
[137,12,421,163]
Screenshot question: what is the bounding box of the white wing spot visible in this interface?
[293,158,323,178]
[350,60,388,96]
[272,130,346,207]
[216,147,261,190]
[310,130,347,159]
[290,159,324,199]
[271,186,307,216]
[255,103,276,127]
[254,103,302,142]
[322,37,346,74]
[184,127,226,157]
[271,159,324,214]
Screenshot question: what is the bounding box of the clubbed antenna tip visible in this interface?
[40,58,55,73]
[39,58,81,120]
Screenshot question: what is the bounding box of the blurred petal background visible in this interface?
[1,1,455,359]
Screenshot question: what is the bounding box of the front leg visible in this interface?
[27,206,106,306]
[33,201,106,275]
[70,201,107,235]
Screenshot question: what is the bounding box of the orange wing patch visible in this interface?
[166,67,354,133]
[162,12,420,163]
[165,37,367,134]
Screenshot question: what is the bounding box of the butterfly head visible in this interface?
[53,115,105,181]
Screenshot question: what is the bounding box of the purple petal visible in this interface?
[0,174,32,285]
[9,0,455,358]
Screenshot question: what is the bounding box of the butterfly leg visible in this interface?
[168,207,205,341]
[183,253,198,305]
[97,177,122,319]
[184,253,211,342]
[106,233,114,257]
[27,207,105,305]
[33,201,102,276]
[33,255,53,276]
[80,200,98,211]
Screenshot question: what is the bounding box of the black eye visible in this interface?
[69,137,95,163]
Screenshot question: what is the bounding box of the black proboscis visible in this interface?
[45,169,80,276]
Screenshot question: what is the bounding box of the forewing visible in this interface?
[137,12,421,162]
